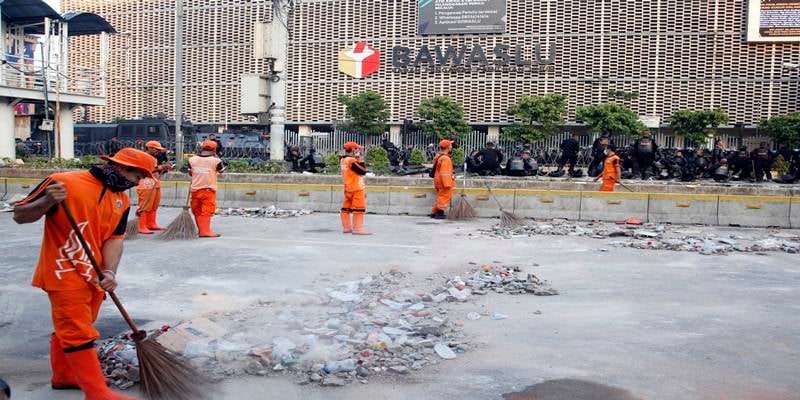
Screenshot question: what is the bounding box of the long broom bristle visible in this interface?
[136,338,214,400]
[125,217,140,240]
[159,209,197,241]
[448,194,477,220]
[500,210,524,228]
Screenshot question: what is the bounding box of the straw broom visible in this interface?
[125,186,158,240]
[485,183,524,228]
[61,203,212,400]
[448,162,477,220]
[159,189,197,241]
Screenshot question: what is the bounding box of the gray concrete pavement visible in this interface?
[1,209,798,400]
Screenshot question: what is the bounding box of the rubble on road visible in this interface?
[217,205,313,218]
[477,220,800,255]
[108,267,557,389]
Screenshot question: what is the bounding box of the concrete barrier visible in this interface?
[718,195,792,228]
[648,193,719,226]
[513,190,581,220]
[791,197,799,229]
[457,187,514,218]
[220,183,278,209]
[387,186,439,216]
[275,184,333,213]
[579,192,649,222]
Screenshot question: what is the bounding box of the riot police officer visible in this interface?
[506,150,537,177]
[557,132,581,176]
[633,129,658,179]
[751,141,773,182]
[589,131,614,177]
[712,158,730,182]
[731,146,752,180]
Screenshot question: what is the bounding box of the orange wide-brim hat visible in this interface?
[100,148,157,178]
[145,140,166,151]
[343,141,364,151]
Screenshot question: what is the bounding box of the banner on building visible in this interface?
[419,0,506,35]
[747,0,800,42]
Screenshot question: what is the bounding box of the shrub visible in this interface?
[366,147,390,173]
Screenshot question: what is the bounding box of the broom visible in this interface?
[61,203,212,400]
[448,162,477,220]
[485,183,524,228]
[125,186,158,240]
[159,189,197,241]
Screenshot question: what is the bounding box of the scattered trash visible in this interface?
[466,312,482,321]
[218,206,312,218]
[479,220,800,256]
[434,343,457,360]
[490,313,508,320]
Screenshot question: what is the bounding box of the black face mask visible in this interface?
[90,165,138,192]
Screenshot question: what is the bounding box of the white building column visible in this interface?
[57,105,75,159]
[487,126,501,143]
[389,125,402,146]
[0,100,15,160]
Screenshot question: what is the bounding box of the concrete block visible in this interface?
[4,178,39,200]
[387,186,439,216]
[158,182,181,208]
[220,183,278,208]
[579,192,649,223]
[275,184,333,213]
[718,195,792,228]
[457,187,514,218]
[647,194,719,225]
[791,197,800,229]
[364,186,391,215]
[513,190,581,220]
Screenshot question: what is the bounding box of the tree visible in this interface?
[415,96,472,140]
[669,108,729,146]
[450,147,466,168]
[759,112,800,147]
[503,93,568,143]
[337,91,390,136]
[575,103,645,138]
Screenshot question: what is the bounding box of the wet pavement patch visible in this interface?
[502,379,641,400]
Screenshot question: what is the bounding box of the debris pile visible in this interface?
[478,220,800,255]
[114,267,558,388]
[218,206,312,218]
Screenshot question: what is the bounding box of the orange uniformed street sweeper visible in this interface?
[136,140,171,234]
[13,148,156,400]
[431,139,456,219]
[340,141,372,235]
[188,140,225,238]
[595,144,622,192]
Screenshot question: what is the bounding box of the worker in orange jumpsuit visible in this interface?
[189,140,225,237]
[136,140,170,234]
[431,139,456,219]
[13,148,155,400]
[340,141,372,235]
[595,144,622,192]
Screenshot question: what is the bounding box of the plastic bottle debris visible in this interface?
[434,343,457,360]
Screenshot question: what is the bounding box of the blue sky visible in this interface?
[45,0,60,11]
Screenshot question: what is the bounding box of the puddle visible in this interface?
[502,379,641,400]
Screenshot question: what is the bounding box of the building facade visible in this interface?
[66,0,799,130]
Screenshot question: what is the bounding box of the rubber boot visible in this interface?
[433,209,447,220]
[197,216,221,238]
[50,335,79,390]
[147,210,166,231]
[351,213,372,235]
[137,214,153,234]
[63,346,135,400]
[340,212,352,233]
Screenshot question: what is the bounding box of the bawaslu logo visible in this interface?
[338,42,380,79]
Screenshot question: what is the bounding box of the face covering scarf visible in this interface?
[90,165,138,193]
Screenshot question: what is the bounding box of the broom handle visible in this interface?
[61,202,141,335]
[484,183,505,210]
[609,176,635,192]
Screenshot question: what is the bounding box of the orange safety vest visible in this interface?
[189,155,223,192]
[340,156,367,192]
[17,171,130,292]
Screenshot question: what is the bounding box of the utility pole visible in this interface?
[269,0,289,161]
[175,0,185,161]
